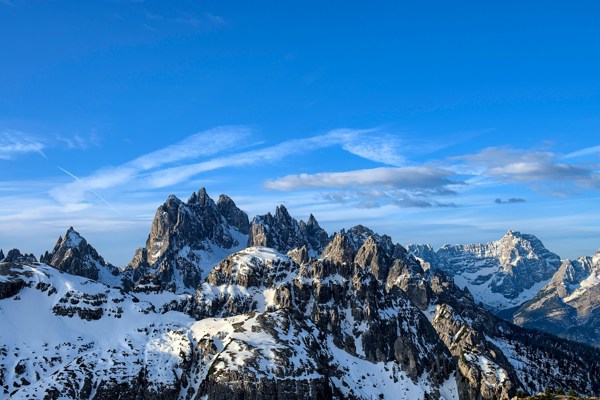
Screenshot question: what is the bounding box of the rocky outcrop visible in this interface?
[408,230,562,312]
[217,194,250,234]
[427,270,600,398]
[0,262,28,299]
[320,232,356,265]
[248,205,329,256]
[2,249,37,263]
[122,188,250,293]
[513,250,600,347]
[40,227,120,286]
[193,245,455,395]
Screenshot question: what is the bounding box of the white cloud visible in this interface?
[264,166,454,190]
[0,131,46,159]
[458,146,599,190]
[265,166,460,209]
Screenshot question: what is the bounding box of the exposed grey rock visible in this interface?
[40,227,120,285]
[427,270,600,398]
[320,232,356,265]
[2,248,37,263]
[194,246,456,395]
[217,194,250,234]
[0,262,28,299]
[513,250,600,347]
[0,249,4,261]
[248,205,329,256]
[122,188,249,293]
[299,214,330,255]
[287,245,309,265]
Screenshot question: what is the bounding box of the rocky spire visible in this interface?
[0,249,4,261]
[124,188,250,292]
[41,227,120,284]
[299,213,329,256]
[249,205,329,256]
[217,194,250,234]
[321,232,355,265]
[188,187,216,209]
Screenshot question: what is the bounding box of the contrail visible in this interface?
[56,166,121,215]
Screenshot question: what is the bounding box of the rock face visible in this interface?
[40,227,120,286]
[513,250,600,347]
[122,188,249,293]
[248,206,329,256]
[408,230,562,312]
[2,249,37,263]
[426,270,600,399]
[193,245,456,398]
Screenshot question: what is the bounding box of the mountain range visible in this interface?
[1,188,599,399]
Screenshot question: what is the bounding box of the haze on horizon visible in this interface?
[1,1,599,265]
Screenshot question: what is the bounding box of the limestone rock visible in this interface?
[122,188,249,292]
[248,205,329,256]
[40,227,120,286]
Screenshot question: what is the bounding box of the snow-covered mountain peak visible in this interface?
[514,249,600,346]
[306,213,318,227]
[344,224,376,249]
[64,226,83,247]
[274,203,292,221]
[408,231,561,312]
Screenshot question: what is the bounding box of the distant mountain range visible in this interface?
[1,188,599,399]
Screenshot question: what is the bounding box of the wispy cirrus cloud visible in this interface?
[48,126,410,211]
[563,144,600,159]
[142,128,404,187]
[56,132,101,150]
[144,9,227,29]
[50,126,251,205]
[0,131,46,159]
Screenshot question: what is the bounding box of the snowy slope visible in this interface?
[408,230,561,312]
[513,250,600,346]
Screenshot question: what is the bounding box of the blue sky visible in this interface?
[1,1,600,265]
